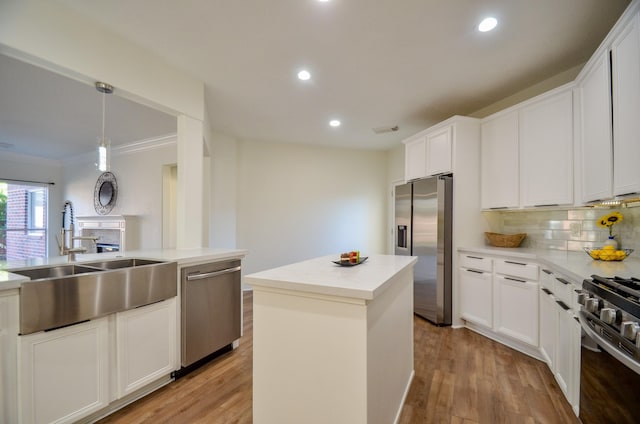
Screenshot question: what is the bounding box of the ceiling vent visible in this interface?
[372,125,399,134]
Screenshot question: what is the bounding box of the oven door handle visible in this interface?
[578,311,640,375]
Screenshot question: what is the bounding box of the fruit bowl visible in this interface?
[584,247,634,261]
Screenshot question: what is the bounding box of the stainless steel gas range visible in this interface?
[578,275,640,424]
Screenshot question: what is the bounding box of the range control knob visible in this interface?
[621,321,640,341]
[576,292,588,306]
[600,308,619,325]
[585,298,601,314]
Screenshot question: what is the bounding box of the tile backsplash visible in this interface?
[484,207,640,252]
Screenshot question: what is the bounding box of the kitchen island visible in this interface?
[246,254,417,424]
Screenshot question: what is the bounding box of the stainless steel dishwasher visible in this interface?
[180,259,241,369]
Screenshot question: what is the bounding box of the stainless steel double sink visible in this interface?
[12,258,177,335]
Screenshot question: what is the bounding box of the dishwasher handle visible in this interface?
[186,266,241,281]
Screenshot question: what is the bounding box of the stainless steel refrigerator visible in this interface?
[394,175,452,325]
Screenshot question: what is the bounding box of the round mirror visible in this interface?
[94,172,118,215]
[99,181,113,206]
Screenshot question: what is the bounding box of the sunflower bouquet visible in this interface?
[597,211,623,239]
[584,211,632,261]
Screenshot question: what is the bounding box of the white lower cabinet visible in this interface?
[115,298,177,397]
[537,267,581,416]
[17,297,178,424]
[555,305,574,396]
[458,252,582,416]
[459,267,493,328]
[1,291,20,424]
[18,318,110,424]
[570,316,581,414]
[539,287,557,368]
[493,275,539,346]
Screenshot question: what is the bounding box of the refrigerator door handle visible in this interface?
[397,225,408,248]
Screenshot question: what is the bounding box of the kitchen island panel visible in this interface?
[253,288,368,424]
[250,255,415,424]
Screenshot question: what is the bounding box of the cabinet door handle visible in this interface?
[466,269,483,274]
[542,288,553,295]
[466,255,483,260]
[186,266,241,281]
[556,300,570,311]
[505,260,527,266]
[556,277,570,285]
[542,269,552,275]
[505,276,526,283]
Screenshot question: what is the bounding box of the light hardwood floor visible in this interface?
[98,291,578,423]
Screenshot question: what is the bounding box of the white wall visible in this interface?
[0,0,203,120]
[209,131,238,249]
[237,140,388,275]
[63,141,177,250]
[386,144,405,253]
[0,152,63,256]
[0,0,206,248]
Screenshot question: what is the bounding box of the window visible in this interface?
[0,181,48,261]
[28,189,46,235]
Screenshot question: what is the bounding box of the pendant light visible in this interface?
[95,81,114,172]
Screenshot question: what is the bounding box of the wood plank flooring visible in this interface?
[98,292,578,423]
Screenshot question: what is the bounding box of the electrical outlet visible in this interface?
[570,222,582,237]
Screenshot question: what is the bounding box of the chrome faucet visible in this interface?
[57,200,99,261]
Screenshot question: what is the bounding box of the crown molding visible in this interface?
[63,133,177,165]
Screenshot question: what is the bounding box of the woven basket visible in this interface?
[485,232,526,248]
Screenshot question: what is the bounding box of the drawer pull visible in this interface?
[556,300,570,311]
[466,255,483,260]
[505,276,526,283]
[556,277,570,286]
[542,269,552,275]
[504,260,527,266]
[466,269,484,274]
[542,288,553,295]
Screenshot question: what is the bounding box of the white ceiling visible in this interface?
[0,54,177,160]
[1,0,631,158]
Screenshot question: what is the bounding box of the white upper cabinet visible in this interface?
[519,89,574,207]
[481,111,519,209]
[480,86,573,210]
[403,123,454,181]
[578,51,613,203]
[425,126,452,176]
[404,135,427,181]
[612,12,640,196]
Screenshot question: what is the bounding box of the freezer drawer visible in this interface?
[181,260,241,367]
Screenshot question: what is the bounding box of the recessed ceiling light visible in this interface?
[297,70,311,81]
[318,0,330,2]
[478,17,498,32]
[329,120,341,127]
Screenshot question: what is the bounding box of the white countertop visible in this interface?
[245,254,418,300]
[459,245,640,283]
[0,248,247,291]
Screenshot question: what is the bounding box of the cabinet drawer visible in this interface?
[553,275,576,306]
[540,269,555,290]
[495,259,538,281]
[459,254,492,272]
